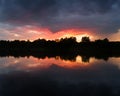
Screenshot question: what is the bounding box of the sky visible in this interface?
[0,0,120,41]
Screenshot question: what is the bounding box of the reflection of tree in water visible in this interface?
[59,55,76,62]
[81,55,90,63]
[95,56,109,61]
[0,53,118,63]
[55,56,76,62]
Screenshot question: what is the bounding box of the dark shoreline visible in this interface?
[0,37,120,61]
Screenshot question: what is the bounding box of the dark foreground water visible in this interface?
[0,56,120,96]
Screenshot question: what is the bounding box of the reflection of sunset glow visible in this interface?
[0,56,95,73]
[0,56,120,73]
[28,56,96,69]
[76,56,95,64]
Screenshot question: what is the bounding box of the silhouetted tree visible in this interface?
[103,38,109,42]
[81,37,90,42]
[81,56,90,63]
[60,37,76,43]
[95,38,109,43]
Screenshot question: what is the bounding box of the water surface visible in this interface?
[0,56,120,96]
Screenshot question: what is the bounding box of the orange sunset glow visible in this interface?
[12,25,96,42]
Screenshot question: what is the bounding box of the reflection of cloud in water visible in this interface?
[0,56,120,74]
[108,57,120,69]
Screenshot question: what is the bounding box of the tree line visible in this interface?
[0,37,120,57]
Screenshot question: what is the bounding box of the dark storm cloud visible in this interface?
[0,0,120,33]
[0,0,57,22]
[58,0,119,14]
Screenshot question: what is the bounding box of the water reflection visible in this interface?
[0,56,120,73]
[0,56,91,73]
[0,56,120,96]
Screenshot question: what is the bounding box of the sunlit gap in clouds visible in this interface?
[1,23,119,41]
[4,25,96,42]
